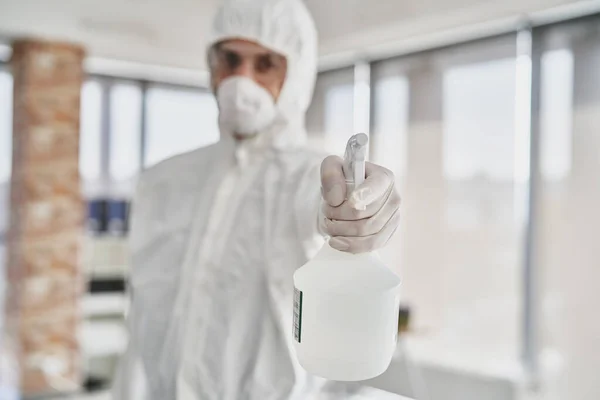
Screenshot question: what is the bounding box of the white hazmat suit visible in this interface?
[113,0,402,398]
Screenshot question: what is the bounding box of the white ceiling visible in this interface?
[0,0,220,70]
[0,0,588,73]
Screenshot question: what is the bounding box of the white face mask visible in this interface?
[216,76,277,137]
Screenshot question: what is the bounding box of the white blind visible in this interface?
[371,35,523,369]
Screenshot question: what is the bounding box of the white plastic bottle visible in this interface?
[293,134,401,381]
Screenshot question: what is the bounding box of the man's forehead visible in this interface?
[217,39,283,57]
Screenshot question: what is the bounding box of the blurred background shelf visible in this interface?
[80,234,130,390]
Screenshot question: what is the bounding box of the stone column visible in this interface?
[5,39,85,397]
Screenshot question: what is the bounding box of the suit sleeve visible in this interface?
[293,157,326,259]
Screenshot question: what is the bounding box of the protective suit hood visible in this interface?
[208,0,318,149]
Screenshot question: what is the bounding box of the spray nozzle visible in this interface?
[343,133,369,209]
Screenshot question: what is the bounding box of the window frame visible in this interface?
[0,62,12,242]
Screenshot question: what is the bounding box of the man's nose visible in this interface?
[232,59,254,79]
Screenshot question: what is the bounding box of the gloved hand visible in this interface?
[320,155,401,253]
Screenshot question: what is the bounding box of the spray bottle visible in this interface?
[293,134,401,381]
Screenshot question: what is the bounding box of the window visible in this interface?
[443,58,517,181]
[324,84,355,153]
[0,71,12,185]
[79,79,217,196]
[110,83,142,182]
[353,63,371,136]
[306,67,355,154]
[0,70,12,235]
[535,20,600,400]
[370,75,409,178]
[144,86,219,167]
[540,49,573,182]
[368,71,410,278]
[80,81,103,186]
[368,36,523,369]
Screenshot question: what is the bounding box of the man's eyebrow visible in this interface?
[220,44,273,55]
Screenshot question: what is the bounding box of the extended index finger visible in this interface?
[349,162,394,210]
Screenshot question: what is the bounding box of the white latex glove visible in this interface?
[320,155,401,253]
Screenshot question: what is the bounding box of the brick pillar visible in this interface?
[5,39,85,397]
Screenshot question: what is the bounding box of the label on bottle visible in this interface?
[293,287,303,343]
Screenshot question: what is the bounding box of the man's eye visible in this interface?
[225,51,241,69]
[256,56,275,72]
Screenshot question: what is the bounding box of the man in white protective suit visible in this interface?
[113,0,403,398]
